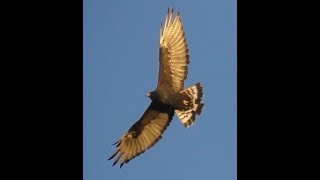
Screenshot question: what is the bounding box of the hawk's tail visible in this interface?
[175,83,204,128]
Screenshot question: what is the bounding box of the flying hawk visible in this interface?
[108,8,204,168]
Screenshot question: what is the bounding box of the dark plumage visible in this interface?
[108,8,204,168]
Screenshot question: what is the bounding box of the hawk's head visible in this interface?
[146,91,157,100]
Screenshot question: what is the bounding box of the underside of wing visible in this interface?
[157,8,190,92]
[108,102,174,167]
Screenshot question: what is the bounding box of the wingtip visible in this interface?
[108,150,118,161]
[108,148,121,161]
[167,7,175,15]
[167,7,181,16]
[112,139,120,145]
[112,161,117,166]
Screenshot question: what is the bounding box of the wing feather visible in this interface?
[108,102,174,167]
[157,8,190,92]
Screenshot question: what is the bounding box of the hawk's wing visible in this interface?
[108,102,174,167]
[157,8,190,92]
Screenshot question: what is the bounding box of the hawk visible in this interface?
[108,8,204,168]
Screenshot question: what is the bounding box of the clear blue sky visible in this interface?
[84,0,236,179]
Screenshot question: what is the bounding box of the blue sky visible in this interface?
[84,0,236,179]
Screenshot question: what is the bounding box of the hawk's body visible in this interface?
[108,8,204,167]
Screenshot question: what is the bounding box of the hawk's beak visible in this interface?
[146,92,150,97]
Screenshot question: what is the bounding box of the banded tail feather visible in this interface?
[175,83,204,128]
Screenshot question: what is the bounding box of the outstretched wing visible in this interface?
[108,102,174,167]
[157,8,190,92]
